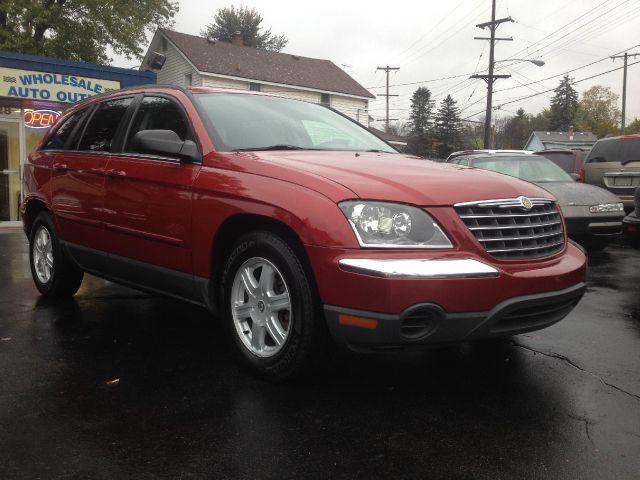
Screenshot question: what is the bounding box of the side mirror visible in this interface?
[569,173,581,182]
[130,129,201,163]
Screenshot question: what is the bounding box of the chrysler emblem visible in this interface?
[517,196,534,210]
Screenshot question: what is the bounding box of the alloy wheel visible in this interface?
[230,257,292,357]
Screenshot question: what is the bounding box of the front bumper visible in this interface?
[561,206,624,237]
[308,241,587,351]
[324,283,586,352]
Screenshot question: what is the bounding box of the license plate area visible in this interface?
[613,176,632,186]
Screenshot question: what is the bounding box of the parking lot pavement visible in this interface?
[0,230,639,480]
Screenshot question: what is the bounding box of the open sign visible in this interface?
[24,109,61,129]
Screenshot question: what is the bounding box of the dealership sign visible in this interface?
[0,67,121,103]
[24,109,61,129]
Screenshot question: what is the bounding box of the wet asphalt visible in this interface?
[0,230,639,480]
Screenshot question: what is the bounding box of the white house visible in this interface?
[142,29,374,125]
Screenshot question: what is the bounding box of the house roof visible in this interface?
[531,130,597,145]
[157,29,374,99]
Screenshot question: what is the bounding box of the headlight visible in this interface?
[589,203,624,213]
[338,201,453,248]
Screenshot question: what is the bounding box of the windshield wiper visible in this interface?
[364,149,389,153]
[232,144,307,152]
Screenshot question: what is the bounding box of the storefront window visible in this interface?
[0,104,62,222]
[0,107,22,222]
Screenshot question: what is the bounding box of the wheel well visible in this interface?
[209,214,318,312]
[23,199,48,236]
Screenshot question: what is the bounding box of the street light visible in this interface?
[494,58,545,67]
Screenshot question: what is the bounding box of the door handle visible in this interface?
[105,169,127,178]
[52,163,68,171]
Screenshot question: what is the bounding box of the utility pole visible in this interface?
[470,0,513,148]
[377,66,399,132]
[611,52,639,132]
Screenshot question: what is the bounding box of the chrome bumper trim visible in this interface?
[338,258,499,279]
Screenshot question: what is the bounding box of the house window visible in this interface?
[249,82,261,92]
[320,93,331,106]
[185,73,193,87]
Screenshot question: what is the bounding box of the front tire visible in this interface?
[29,212,83,298]
[221,231,327,381]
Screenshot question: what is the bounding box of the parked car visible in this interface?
[623,185,640,249]
[447,149,532,163]
[22,87,587,380]
[536,148,589,179]
[447,152,625,250]
[582,134,640,211]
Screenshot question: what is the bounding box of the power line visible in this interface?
[462,58,640,121]
[366,71,479,90]
[493,43,640,94]
[495,0,634,76]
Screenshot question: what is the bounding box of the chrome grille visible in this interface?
[454,198,565,260]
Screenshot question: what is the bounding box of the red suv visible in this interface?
[22,86,587,380]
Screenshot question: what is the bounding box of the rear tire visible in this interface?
[29,212,83,298]
[221,231,328,381]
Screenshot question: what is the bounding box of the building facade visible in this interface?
[142,29,374,125]
[0,51,155,224]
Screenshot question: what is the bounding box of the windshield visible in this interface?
[473,156,574,183]
[194,93,397,153]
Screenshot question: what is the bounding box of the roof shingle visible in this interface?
[159,29,374,99]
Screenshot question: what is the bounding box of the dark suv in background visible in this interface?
[582,134,640,211]
[537,149,588,180]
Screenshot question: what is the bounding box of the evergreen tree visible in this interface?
[625,118,640,134]
[549,75,579,131]
[201,5,288,52]
[409,87,435,134]
[501,108,530,149]
[407,87,435,157]
[434,95,462,157]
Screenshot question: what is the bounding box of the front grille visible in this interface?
[455,198,565,260]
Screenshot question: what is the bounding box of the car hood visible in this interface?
[534,181,621,207]
[239,151,554,206]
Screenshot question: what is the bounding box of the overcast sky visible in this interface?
[118,0,640,128]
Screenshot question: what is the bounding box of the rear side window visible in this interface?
[42,108,88,150]
[538,153,575,173]
[125,96,190,151]
[622,138,640,163]
[78,97,133,152]
[586,140,623,163]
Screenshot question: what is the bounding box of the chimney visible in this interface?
[568,125,574,141]
[231,31,244,46]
